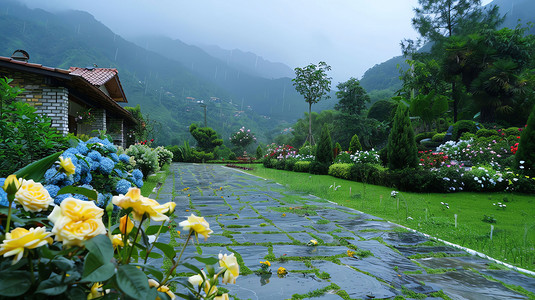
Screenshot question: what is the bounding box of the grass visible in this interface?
[244,165,535,272]
[140,164,171,197]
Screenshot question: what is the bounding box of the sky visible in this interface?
[19,0,493,84]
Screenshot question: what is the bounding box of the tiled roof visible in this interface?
[69,67,118,86]
[0,56,70,74]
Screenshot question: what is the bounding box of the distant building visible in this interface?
[0,50,137,147]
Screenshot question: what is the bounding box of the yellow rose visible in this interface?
[58,156,76,175]
[119,215,134,234]
[215,294,230,300]
[179,214,213,241]
[219,253,239,284]
[3,174,20,194]
[0,227,53,264]
[111,234,124,248]
[15,179,53,212]
[148,279,176,300]
[161,201,176,215]
[187,271,217,297]
[48,197,106,247]
[277,267,287,276]
[112,188,169,222]
[260,260,271,267]
[87,282,103,300]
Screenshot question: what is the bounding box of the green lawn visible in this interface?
[141,164,171,197]
[245,165,535,272]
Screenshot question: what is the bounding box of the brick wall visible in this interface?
[1,68,69,135]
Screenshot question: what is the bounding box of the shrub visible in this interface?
[0,98,69,176]
[309,161,330,175]
[166,145,182,162]
[191,150,214,162]
[334,152,353,164]
[367,100,397,122]
[230,126,256,149]
[328,163,353,180]
[214,144,234,160]
[284,157,298,171]
[316,124,333,165]
[351,163,388,185]
[452,120,478,140]
[516,106,535,176]
[334,142,342,158]
[476,128,499,138]
[387,105,418,170]
[351,150,381,165]
[228,152,237,160]
[125,144,160,177]
[294,161,312,172]
[432,132,447,143]
[155,146,173,167]
[299,144,316,156]
[415,131,436,144]
[256,145,263,159]
[348,134,362,153]
[189,123,223,152]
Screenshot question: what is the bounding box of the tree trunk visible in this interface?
[308,102,313,145]
[452,81,457,123]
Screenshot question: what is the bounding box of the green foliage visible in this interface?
[124,104,155,144]
[452,120,478,140]
[476,128,499,138]
[387,105,418,170]
[315,124,333,165]
[154,146,173,167]
[415,131,436,144]
[367,100,397,122]
[335,77,370,115]
[293,161,312,173]
[432,133,446,143]
[215,144,235,160]
[256,145,263,159]
[125,144,160,177]
[328,163,353,180]
[0,79,68,176]
[409,91,449,131]
[189,123,223,152]
[348,134,362,153]
[292,62,332,144]
[515,106,535,176]
[299,143,316,156]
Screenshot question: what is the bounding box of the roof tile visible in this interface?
[69,67,118,86]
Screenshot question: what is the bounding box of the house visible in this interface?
[0,50,137,147]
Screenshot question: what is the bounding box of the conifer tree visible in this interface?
[316,124,333,165]
[349,134,362,153]
[515,106,535,176]
[387,105,418,170]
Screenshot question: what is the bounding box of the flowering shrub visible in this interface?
[125,143,160,177]
[155,146,174,167]
[230,127,256,149]
[350,149,381,165]
[418,150,449,168]
[42,138,144,208]
[75,108,96,124]
[436,138,514,170]
[0,168,238,299]
[264,144,297,159]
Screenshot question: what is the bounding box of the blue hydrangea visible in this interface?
[132,169,143,180]
[119,154,130,163]
[79,159,91,174]
[135,179,144,188]
[114,169,125,178]
[81,173,93,185]
[87,150,103,162]
[62,180,74,187]
[76,142,89,155]
[116,179,132,195]
[62,148,80,158]
[44,185,61,198]
[110,153,119,162]
[97,192,112,208]
[44,168,66,185]
[54,193,72,205]
[0,178,8,207]
[90,159,100,171]
[99,157,115,175]
[73,173,81,183]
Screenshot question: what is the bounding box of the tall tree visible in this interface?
[189,123,223,153]
[292,62,332,145]
[334,78,370,116]
[387,105,418,170]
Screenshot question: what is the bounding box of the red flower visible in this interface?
[150,139,154,142]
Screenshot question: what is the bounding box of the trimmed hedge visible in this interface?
[328,163,353,179]
[294,161,312,173]
[452,120,479,140]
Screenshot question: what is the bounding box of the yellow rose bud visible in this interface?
[119,215,134,234]
[0,227,53,264]
[15,179,53,212]
[48,197,107,247]
[3,174,20,195]
[112,188,169,222]
[187,271,217,297]
[111,234,124,248]
[179,214,213,241]
[58,156,76,176]
[277,267,287,276]
[219,253,240,284]
[148,279,176,299]
[161,201,176,215]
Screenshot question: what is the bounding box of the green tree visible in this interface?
[189,123,223,153]
[387,105,418,170]
[349,134,362,153]
[334,78,370,116]
[515,106,535,176]
[315,124,333,165]
[256,145,263,159]
[409,91,449,131]
[292,62,332,145]
[367,100,397,122]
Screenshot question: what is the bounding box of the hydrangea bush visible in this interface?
[42,138,144,208]
[125,143,160,178]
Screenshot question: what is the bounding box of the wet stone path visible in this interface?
[149,163,535,300]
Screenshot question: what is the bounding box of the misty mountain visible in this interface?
[0,1,317,145]
[359,0,535,95]
[198,44,294,80]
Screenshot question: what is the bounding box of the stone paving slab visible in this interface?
[155,163,535,299]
